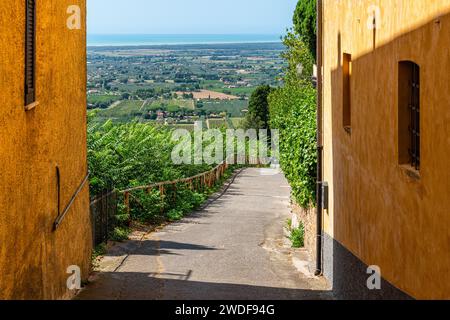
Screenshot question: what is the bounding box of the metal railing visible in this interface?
[90,189,118,247]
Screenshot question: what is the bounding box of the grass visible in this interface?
[289,221,305,248]
[168,124,196,131]
[201,80,256,97]
[98,100,144,119]
[149,98,195,111]
[286,218,292,229]
[113,82,177,92]
[88,94,121,104]
[92,243,107,263]
[200,100,248,117]
[229,117,244,129]
[206,118,227,129]
[219,87,256,96]
[95,98,198,123]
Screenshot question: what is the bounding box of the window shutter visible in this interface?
[25,0,36,106]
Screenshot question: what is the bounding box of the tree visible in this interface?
[293,0,317,60]
[244,85,273,130]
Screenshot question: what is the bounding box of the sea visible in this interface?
[87,34,282,47]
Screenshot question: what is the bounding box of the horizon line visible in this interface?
[87,33,284,36]
[87,41,284,48]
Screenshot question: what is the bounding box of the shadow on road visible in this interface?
[77,272,331,300]
[104,240,219,257]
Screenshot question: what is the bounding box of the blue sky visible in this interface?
[87,0,299,35]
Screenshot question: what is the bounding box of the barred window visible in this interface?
[398,61,420,170]
[25,0,36,106]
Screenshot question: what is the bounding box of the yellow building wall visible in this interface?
[322,0,450,299]
[0,0,91,299]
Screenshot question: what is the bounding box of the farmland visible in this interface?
[201,100,248,117]
[87,42,285,127]
[175,90,239,100]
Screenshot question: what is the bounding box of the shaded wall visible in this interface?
[322,0,450,299]
[0,0,91,299]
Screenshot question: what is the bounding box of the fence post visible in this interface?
[159,185,165,214]
[105,189,109,242]
[173,183,177,201]
[124,191,130,225]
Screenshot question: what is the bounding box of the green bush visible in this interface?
[290,222,305,248]
[87,114,235,231]
[167,209,184,222]
[110,227,131,242]
[92,243,107,260]
[87,115,213,196]
[269,32,317,209]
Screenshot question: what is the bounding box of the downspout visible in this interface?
[315,0,324,276]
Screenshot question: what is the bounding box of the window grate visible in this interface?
[25,0,36,106]
[343,53,352,131]
[409,63,420,170]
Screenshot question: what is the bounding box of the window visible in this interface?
[398,61,420,170]
[343,53,352,132]
[25,0,36,106]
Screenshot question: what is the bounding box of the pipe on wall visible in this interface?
[315,0,324,276]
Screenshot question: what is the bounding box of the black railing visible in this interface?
[90,190,118,247]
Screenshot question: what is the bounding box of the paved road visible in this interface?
[77,168,330,300]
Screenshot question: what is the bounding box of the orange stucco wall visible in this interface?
[322,0,450,299]
[0,0,91,299]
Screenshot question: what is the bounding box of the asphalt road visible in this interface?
[77,168,330,300]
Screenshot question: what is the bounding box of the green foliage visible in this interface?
[290,222,305,248]
[286,218,292,229]
[87,94,120,109]
[281,31,315,83]
[269,32,317,208]
[110,227,131,242]
[92,243,107,260]
[87,117,211,195]
[293,0,317,60]
[88,116,235,229]
[244,85,273,130]
[201,100,248,118]
[167,104,181,113]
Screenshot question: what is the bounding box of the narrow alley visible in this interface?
[77,168,331,300]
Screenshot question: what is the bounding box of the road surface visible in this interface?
[77,168,331,300]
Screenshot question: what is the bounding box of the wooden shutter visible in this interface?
[25,0,36,106]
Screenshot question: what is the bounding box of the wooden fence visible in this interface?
[121,161,229,216]
[89,156,266,246]
[90,161,229,246]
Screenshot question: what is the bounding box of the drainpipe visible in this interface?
[315,0,324,277]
